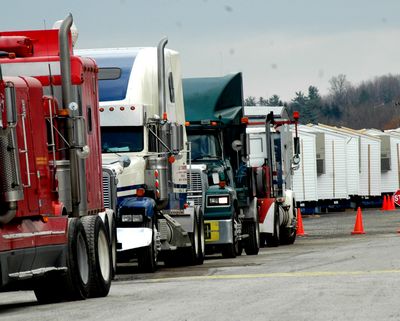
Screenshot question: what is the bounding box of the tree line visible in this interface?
[245,74,400,129]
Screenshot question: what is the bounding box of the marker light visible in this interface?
[136,188,145,197]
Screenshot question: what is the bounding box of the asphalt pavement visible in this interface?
[1,208,400,321]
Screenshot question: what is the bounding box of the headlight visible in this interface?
[207,195,230,206]
[121,214,144,223]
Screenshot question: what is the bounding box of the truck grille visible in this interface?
[187,171,203,207]
[102,171,112,209]
[102,167,118,213]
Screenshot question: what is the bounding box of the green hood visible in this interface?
[183,73,244,124]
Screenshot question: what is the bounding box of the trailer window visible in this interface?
[101,126,143,153]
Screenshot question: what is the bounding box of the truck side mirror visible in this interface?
[293,137,300,155]
[119,155,131,168]
[231,140,242,152]
[74,117,90,159]
[171,123,184,151]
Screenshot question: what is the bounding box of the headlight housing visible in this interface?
[207,195,230,207]
[121,214,144,223]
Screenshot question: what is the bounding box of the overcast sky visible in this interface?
[1,0,400,101]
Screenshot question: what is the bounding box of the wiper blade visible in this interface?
[192,154,220,161]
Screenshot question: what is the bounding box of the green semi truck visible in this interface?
[183,73,260,257]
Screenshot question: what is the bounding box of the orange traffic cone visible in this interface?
[390,195,396,210]
[381,195,387,211]
[296,208,308,236]
[351,207,365,235]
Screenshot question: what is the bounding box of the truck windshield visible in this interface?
[188,134,222,160]
[101,126,143,153]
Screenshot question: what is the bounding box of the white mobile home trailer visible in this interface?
[292,128,318,204]
[302,125,348,210]
[338,128,381,197]
[316,124,360,198]
[362,129,400,194]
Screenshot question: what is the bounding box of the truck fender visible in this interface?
[284,190,296,220]
[173,205,195,234]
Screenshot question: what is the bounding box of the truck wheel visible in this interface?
[110,215,117,278]
[81,215,112,298]
[244,220,260,255]
[266,206,280,247]
[280,203,297,245]
[222,217,238,259]
[179,207,204,265]
[280,226,296,245]
[196,208,205,265]
[138,219,158,273]
[34,218,90,303]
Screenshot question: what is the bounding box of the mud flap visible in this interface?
[260,202,275,234]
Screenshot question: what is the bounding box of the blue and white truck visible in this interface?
[78,39,205,272]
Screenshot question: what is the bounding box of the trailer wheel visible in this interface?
[34,218,90,303]
[266,205,280,247]
[244,219,260,255]
[138,218,158,273]
[81,215,112,298]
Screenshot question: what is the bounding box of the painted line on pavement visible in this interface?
[147,269,400,283]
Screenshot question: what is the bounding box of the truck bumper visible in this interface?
[204,219,233,245]
[117,227,152,251]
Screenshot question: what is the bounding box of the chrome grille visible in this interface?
[187,171,203,207]
[102,171,111,209]
[187,172,202,192]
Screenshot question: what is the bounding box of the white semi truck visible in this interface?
[78,39,205,272]
[244,106,300,246]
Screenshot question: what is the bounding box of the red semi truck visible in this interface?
[0,14,114,302]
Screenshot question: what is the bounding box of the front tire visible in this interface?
[109,215,117,278]
[222,216,238,259]
[244,219,260,255]
[137,218,158,273]
[81,215,112,298]
[196,208,205,265]
[266,204,280,247]
[280,203,297,245]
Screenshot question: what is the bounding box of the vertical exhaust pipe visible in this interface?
[59,13,81,216]
[157,37,168,118]
[59,13,73,110]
